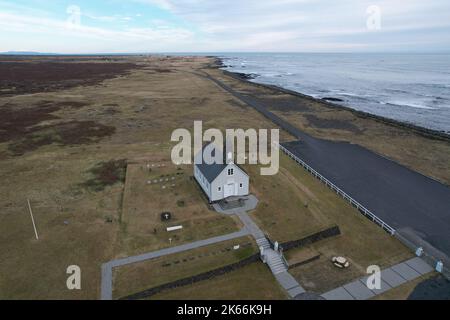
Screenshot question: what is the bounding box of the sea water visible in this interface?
[220,53,450,133]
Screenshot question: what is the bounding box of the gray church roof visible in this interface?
[196,162,228,183]
[195,143,248,183]
[195,144,228,183]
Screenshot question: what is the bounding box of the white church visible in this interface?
[194,143,249,203]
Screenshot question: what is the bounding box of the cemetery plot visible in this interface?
[119,162,240,255]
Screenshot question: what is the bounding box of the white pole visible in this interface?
[27,199,39,240]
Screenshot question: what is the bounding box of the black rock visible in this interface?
[234,72,258,80]
[322,97,344,102]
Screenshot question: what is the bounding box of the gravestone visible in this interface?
[161,212,172,222]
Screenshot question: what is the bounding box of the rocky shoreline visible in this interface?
[212,57,450,142]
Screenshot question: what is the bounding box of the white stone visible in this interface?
[336,257,347,265]
[416,247,424,257]
[332,256,350,268]
[167,225,183,232]
[436,261,444,273]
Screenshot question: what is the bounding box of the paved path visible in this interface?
[321,257,434,300]
[205,72,450,261]
[236,211,265,240]
[234,211,306,298]
[212,195,259,215]
[275,272,306,298]
[100,228,250,300]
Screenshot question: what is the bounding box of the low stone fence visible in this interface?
[280,225,341,251]
[119,253,260,300]
[289,255,321,269]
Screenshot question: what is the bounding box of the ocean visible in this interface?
[219,53,450,133]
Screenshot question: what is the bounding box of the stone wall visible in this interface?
[119,253,260,300]
[280,225,341,251]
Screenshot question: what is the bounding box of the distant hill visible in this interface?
[0,51,154,56]
[0,51,59,55]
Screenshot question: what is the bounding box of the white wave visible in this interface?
[335,92,361,97]
[389,101,436,110]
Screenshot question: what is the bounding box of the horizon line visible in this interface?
[2,51,450,56]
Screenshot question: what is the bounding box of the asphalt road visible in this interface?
[205,72,450,259]
[283,139,450,257]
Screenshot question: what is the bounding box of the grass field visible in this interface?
[151,263,288,300]
[113,236,257,299]
[0,55,434,299]
[0,56,294,299]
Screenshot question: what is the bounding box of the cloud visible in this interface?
[83,13,134,22]
[1,0,450,52]
[132,0,174,10]
[135,0,450,51]
[0,11,194,53]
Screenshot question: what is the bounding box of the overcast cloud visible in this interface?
[1,0,449,53]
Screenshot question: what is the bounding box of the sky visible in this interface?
[1,0,450,53]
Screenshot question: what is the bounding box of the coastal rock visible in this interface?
[322,97,344,102]
[234,72,259,80]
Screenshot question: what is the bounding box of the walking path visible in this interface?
[100,228,250,300]
[236,211,265,239]
[234,211,306,298]
[213,195,259,215]
[321,257,434,300]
